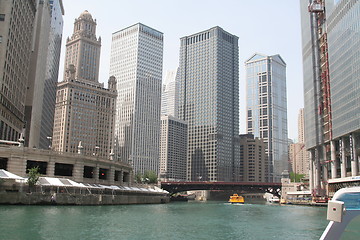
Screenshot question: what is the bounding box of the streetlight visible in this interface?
[47,136,52,150]
[93,145,100,156]
[109,149,114,161]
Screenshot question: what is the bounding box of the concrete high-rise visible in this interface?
[289,144,308,177]
[300,0,360,197]
[289,108,309,177]
[239,134,268,182]
[177,26,240,182]
[25,0,64,149]
[161,69,179,117]
[52,11,116,159]
[110,23,163,174]
[52,70,117,158]
[0,0,37,141]
[245,53,288,182]
[297,108,305,143]
[159,115,187,181]
[63,10,101,83]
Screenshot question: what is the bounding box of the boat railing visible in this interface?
[320,187,360,240]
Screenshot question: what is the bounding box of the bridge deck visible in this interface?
[161,181,282,195]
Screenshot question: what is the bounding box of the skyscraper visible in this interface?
[25,0,64,149]
[110,23,163,174]
[300,0,360,197]
[39,0,65,149]
[63,10,101,83]
[161,69,179,117]
[245,53,288,182]
[289,108,309,178]
[298,108,305,143]
[239,134,268,182]
[0,0,37,141]
[159,115,187,181]
[52,11,116,158]
[177,26,240,182]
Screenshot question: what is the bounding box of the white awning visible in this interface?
[0,169,25,180]
[38,177,87,187]
[287,191,311,195]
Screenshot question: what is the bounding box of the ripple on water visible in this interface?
[0,202,331,240]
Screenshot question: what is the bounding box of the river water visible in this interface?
[0,201,359,240]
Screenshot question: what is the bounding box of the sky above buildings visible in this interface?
[59,0,304,141]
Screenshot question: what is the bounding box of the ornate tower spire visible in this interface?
[71,10,98,41]
[63,10,101,83]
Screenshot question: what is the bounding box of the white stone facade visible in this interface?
[63,10,101,83]
[161,69,179,117]
[110,23,163,174]
[52,11,116,159]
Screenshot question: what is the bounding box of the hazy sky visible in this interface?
[59,0,304,141]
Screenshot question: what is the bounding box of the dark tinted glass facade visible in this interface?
[39,0,64,149]
[178,27,240,182]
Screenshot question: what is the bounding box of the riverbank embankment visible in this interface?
[0,179,169,205]
[0,191,169,205]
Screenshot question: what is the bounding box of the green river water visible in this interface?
[0,201,359,240]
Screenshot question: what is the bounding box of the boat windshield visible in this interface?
[336,192,360,210]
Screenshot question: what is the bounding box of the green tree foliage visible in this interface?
[143,171,158,184]
[135,171,158,184]
[290,172,305,182]
[27,167,40,188]
[135,172,143,183]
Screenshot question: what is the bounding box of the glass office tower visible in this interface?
[300,0,360,197]
[161,69,179,117]
[39,0,64,149]
[110,23,163,174]
[177,26,240,182]
[245,53,288,182]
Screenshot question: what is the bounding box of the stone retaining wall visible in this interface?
[0,191,169,205]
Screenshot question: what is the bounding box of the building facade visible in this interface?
[63,10,101,83]
[298,108,305,143]
[39,0,65,149]
[300,0,360,197]
[25,0,64,149]
[177,26,240,182]
[289,143,307,177]
[110,23,163,174]
[0,145,132,186]
[52,11,116,159]
[245,53,288,182]
[159,115,187,181]
[161,69,179,117]
[0,0,37,141]
[239,134,268,182]
[52,69,117,158]
[289,108,309,177]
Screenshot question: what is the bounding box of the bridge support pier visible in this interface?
[194,190,209,201]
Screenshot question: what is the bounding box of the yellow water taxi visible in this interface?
[228,194,244,204]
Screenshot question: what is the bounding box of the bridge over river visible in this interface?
[161,181,282,197]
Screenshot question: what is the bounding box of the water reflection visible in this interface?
[0,202,329,240]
